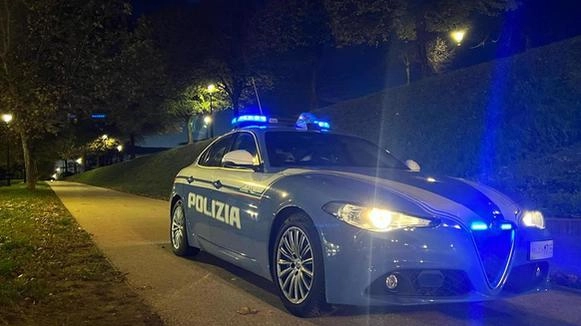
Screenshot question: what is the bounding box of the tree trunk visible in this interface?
[415,9,430,77]
[130,133,136,159]
[231,94,240,118]
[308,48,323,110]
[403,55,411,85]
[186,116,194,144]
[309,64,318,110]
[21,133,36,190]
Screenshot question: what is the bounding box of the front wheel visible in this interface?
[273,213,327,317]
[170,199,199,257]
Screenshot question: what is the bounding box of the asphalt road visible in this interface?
[50,181,581,326]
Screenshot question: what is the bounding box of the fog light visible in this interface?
[385,274,399,290]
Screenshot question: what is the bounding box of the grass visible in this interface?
[69,140,211,199]
[0,182,162,326]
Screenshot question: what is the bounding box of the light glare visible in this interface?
[368,209,393,229]
[1,114,13,123]
[522,211,545,229]
[450,29,466,45]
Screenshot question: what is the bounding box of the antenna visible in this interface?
[251,77,263,115]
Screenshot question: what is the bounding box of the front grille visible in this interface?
[366,269,472,297]
[472,228,514,287]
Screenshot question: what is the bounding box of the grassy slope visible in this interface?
[0,183,162,325]
[69,140,211,199]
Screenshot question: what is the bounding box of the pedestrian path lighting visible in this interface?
[1,114,12,124]
[207,84,217,138]
[450,29,466,46]
[2,113,12,186]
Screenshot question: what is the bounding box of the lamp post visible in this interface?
[207,84,216,138]
[450,29,466,46]
[2,114,13,186]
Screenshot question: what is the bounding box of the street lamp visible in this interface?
[2,113,12,186]
[450,29,466,46]
[207,84,217,138]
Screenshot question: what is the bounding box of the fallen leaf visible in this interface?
[237,306,258,315]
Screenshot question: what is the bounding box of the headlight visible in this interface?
[323,202,433,232]
[522,210,545,229]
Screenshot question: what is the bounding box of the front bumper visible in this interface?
[318,218,552,306]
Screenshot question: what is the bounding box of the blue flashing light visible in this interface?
[91,113,106,119]
[315,121,330,129]
[471,221,489,231]
[500,223,513,230]
[231,115,268,125]
[296,112,331,130]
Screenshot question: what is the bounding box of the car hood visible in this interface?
[283,167,520,226]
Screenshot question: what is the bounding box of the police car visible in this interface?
[170,113,553,317]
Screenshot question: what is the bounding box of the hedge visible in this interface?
[316,36,581,217]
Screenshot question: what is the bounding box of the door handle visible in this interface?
[212,180,222,189]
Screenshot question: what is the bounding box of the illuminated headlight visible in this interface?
[323,202,433,232]
[522,210,545,229]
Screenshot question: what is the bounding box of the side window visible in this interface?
[198,135,234,167]
[231,132,258,158]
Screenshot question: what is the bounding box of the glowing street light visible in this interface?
[1,114,13,123]
[450,29,466,46]
[203,115,212,124]
[76,157,83,165]
[101,134,108,140]
[207,84,217,93]
[206,84,217,138]
[117,145,123,152]
[2,113,13,185]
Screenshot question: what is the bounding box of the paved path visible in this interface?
[50,181,581,326]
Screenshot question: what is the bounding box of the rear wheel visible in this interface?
[170,199,199,257]
[273,213,327,317]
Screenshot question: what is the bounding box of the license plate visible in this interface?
[529,240,553,260]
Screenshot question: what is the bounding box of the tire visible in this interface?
[272,213,327,317]
[170,199,200,257]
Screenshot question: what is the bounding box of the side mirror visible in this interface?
[405,159,421,172]
[222,150,258,169]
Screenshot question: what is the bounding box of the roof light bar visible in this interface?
[231,115,268,125]
[316,121,330,129]
[296,112,331,131]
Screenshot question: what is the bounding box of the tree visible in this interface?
[251,0,331,109]
[167,82,229,144]
[325,0,519,80]
[150,0,271,117]
[104,18,171,158]
[0,0,133,189]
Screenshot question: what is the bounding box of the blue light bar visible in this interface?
[470,221,489,231]
[296,112,331,130]
[500,223,513,230]
[91,113,106,119]
[231,115,268,125]
[315,121,330,129]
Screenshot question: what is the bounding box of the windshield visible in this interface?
[265,131,408,169]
